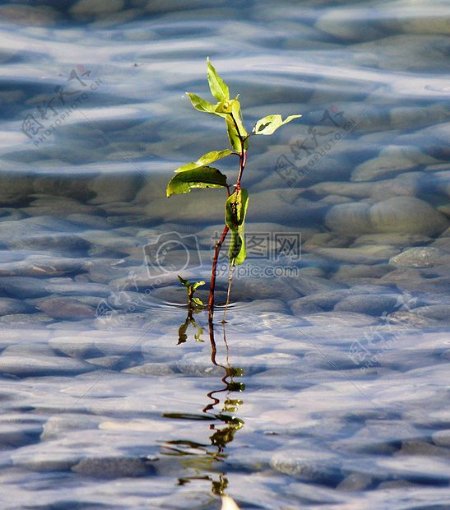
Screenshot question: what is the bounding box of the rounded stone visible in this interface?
[71,0,124,17]
[389,247,448,268]
[334,294,398,316]
[327,197,448,236]
[36,297,96,320]
[71,456,150,478]
[370,197,448,235]
[325,202,371,235]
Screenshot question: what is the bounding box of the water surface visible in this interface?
[0,1,450,509]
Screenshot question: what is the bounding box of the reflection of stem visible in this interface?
[168,316,244,501]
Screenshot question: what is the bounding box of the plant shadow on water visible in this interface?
[161,307,245,505]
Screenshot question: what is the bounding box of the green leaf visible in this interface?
[186,92,216,114]
[231,98,248,140]
[225,188,249,265]
[228,229,246,266]
[178,275,189,287]
[225,188,249,229]
[215,98,248,151]
[252,114,302,135]
[175,149,233,173]
[191,280,205,291]
[225,115,241,152]
[207,58,230,102]
[192,296,204,306]
[166,166,228,197]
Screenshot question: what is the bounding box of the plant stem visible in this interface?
[209,113,247,318]
[208,224,229,318]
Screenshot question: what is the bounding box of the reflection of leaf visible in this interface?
[178,318,189,344]
[178,316,204,344]
[221,495,241,510]
[252,114,301,135]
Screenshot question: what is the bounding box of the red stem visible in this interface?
[208,224,230,317]
[208,112,247,318]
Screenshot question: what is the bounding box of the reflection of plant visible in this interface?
[162,318,245,506]
[177,276,205,343]
[167,59,301,317]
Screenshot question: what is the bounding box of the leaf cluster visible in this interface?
[167,59,301,305]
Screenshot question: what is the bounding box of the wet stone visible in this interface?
[88,173,141,204]
[0,277,52,299]
[334,294,399,316]
[123,363,174,376]
[11,447,79,472]
[0,313,53,326]
[35,297,97,320]
[0,4,59,26]
[396,439,450,458]
[389,247,449,268]
[432,430,450,447]
[0,354,93,378]
[290,289,351,314]
[287,274,346,297]
[70,0,125,18]
[0,421,42,448]
[271,448,341,484]
[43,279,111,298]
[332,264,392,282]
[0,298,34,316]
[352,146,438,182]
[315,245,399,265]
[71,456,151,478]
[387,311,439,329]
[0,256,86,277]
[25,196,97,217]
[41,414,100,441]
[326,197,448,236]
[7,233,91,256]
[336,472,373,491]
[413,305,450,324]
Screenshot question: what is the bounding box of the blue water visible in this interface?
[0,1,449,509]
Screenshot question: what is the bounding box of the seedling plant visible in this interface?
[167,59,300,318]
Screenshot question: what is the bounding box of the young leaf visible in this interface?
[191,280,205,291]
[225,189,249,265]
[207,58,230,102]
[225,188,249,229]
[186,92,216,114]
[166,166,228,197]
[175,149,233,173]
[252,114,302,135]
[231,99,248,140]
[192,296,204,307]
[225,115,242,152]
[228,229,246,266]
[178,275,189,287]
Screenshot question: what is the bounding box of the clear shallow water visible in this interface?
[0,0,450,509]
